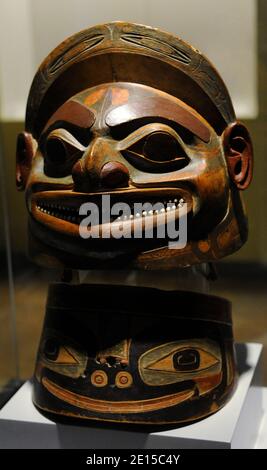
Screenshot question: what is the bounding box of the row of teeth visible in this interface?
[36,204,81,223]
[116,199,185,221]
[37,203,77,212]
[37,208,80,222]
[36,198,185,223]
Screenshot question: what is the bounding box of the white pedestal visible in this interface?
[0,343,265,449]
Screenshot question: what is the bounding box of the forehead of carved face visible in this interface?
[17,81,252,268]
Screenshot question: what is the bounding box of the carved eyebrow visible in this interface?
[106,98,211,143]
[42,100,95,134]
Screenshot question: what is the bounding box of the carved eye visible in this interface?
[148,347,218,374]
[122,131,189,173]
[38,330,88,379]
[139,340,222,387]
[143,132,182,162]
[43,338,85,366]
[42,130,85,178]
[43,338,81,365]
[45,137,68,165]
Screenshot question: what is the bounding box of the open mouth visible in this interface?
[36,197,186,224]
[31,189,192,238]
[42,376,195,413]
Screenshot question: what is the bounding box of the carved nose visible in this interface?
[100,161,129,188]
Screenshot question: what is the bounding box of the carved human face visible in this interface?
[17,82,252,268]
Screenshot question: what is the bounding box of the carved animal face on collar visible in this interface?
[16,23,253,269]
[33,285,236,426]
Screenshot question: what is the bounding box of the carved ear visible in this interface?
[223,122,253,190]
[16,132,36,190]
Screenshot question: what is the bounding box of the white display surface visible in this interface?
[0,343,265,449]
[255,391,267,449]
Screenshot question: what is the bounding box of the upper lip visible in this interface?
[31,188,191,208]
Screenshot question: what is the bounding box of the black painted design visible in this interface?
[121,33,191,65]
[48,35,105,76]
